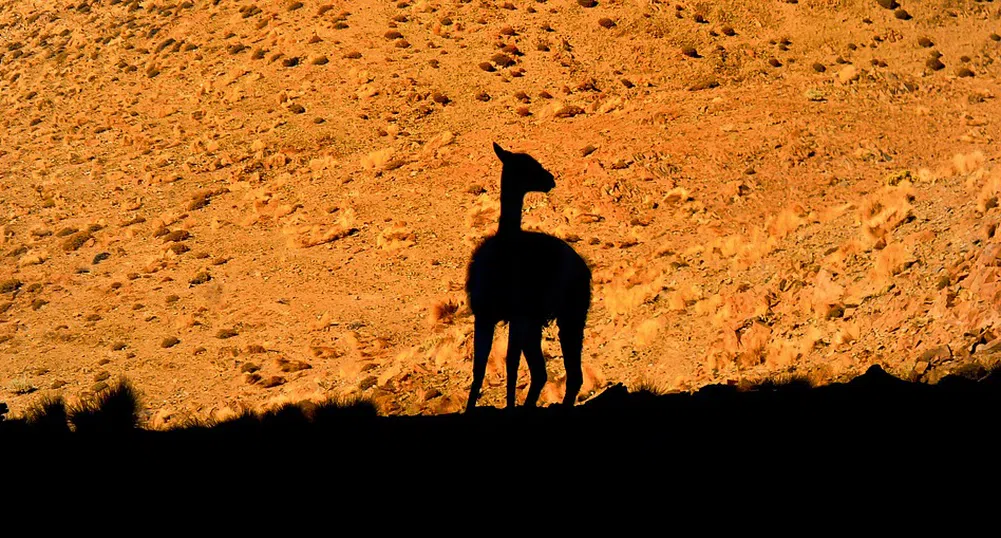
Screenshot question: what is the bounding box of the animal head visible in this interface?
[493,142,556,194]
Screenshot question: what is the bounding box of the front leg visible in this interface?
[505,321,524,409]
[466,317,495,413]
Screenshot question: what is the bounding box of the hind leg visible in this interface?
[558,318,585,407]
[521,322,547,408]
[505,320,525,409]
[466,316,495,412]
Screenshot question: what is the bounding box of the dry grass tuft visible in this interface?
[430,299,461,325]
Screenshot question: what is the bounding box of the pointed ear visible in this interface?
[492,142,508,160]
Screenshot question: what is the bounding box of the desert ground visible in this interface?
[2,0,1001,426]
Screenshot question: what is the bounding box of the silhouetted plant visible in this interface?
[68,378,141,434]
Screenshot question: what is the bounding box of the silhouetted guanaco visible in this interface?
[465,143,591,411]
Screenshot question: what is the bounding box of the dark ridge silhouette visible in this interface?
[465,142,592,411]
[3,364,1001,485]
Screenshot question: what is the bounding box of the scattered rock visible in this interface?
[62,232,92,252]
[261,376,286,388]
[978,338,1001,355]
[217,328,239,339]
[688,78,719,91]
[277,357,312,372]
[804,88,826,102]
[491,53,515,68]
[917,345,952,365]
[163,230,190,242]
[825,303,846,319]
[161,336,180,348]
[837,64,859,83]
[432,92,450,105]
[936,275,951,290]
[554,105,584,118]
[0,279,22,294]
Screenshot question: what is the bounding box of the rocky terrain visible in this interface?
[3,0,1001,426]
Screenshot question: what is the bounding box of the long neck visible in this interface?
[498,182,524,235]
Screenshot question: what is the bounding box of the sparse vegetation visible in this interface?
[67,379,141,433]
[431,300,460,325]
[9,377,37,395]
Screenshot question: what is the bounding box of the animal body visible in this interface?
[465,142,592,411]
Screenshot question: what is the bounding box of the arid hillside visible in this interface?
[3,0,1001,425]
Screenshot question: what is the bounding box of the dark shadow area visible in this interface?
[3,364,1000,481]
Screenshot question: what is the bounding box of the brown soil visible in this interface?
[2,0,1001,426]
